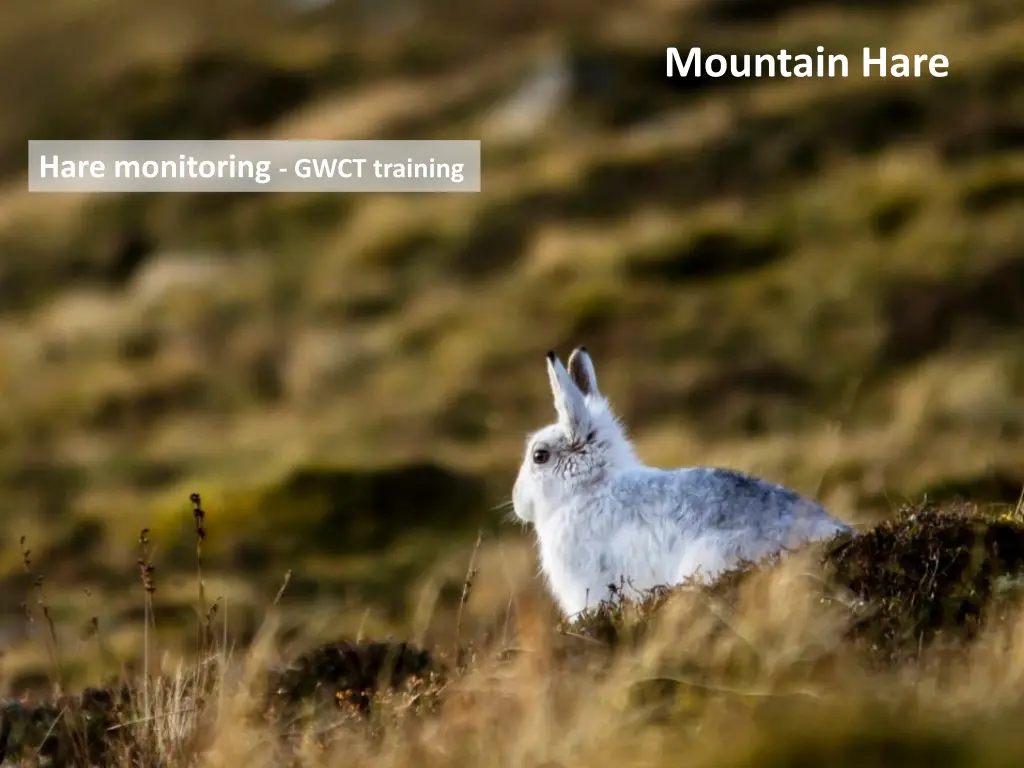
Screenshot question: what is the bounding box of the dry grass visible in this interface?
[7,500,1024,766]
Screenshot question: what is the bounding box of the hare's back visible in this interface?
[664,466,847,539]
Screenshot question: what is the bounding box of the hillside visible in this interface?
[0,0,1021,692]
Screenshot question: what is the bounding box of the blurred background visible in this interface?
[0,0,1021,691]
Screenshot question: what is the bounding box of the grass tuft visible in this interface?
[7,498,1024,765]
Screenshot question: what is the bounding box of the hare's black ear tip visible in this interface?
[578,345,588,354]
[545,350,557,362]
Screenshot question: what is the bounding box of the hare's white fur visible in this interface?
[512,347,853,618]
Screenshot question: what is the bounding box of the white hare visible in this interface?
[512,346,853,617]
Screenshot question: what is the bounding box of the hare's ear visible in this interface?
[567,346,600,397]
[546,350,588,439]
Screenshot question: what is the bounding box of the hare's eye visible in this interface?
[532,447,550,465]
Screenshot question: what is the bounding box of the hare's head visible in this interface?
[512,347,637,525]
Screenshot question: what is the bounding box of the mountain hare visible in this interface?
[512,347,853,617]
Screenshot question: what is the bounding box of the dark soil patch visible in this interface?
[914,471,1024,508]
[268,639,436,714]
[206,463,489,572]
[879,256,1024,368]
[871,196,921,238]
[961,176,1024,213]
[567,43,754,128]
[696,0,921,24]
[29,51,316,149]
[0,639,436,764]
[0,684,132,766]
[85,373,211,433]
[624,228,789,283]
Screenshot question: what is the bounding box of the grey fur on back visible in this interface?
[612,465,851,566]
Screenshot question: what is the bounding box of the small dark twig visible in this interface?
[274,570,292,607]
[20,537,65,689]
[138,528,157,720]
[191,492,208,661]
[455,530,484,666]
